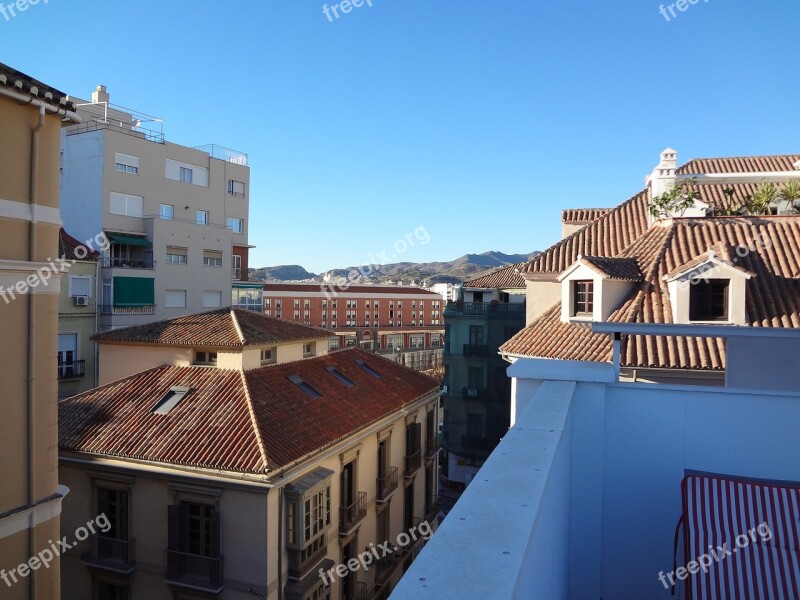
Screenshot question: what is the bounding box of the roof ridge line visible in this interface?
[240,369,270,473]
[230,308,246,345]
[627,225,677,323]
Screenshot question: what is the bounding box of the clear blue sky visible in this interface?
[2,0,799,273]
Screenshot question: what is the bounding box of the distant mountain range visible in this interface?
[249,250,540,285]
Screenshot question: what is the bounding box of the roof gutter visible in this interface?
[0,84,81,123]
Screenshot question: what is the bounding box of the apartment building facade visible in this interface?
[59,85,254,330]
[0,62,82,600]
[440,265,526,486]
[57,229,100,398]
[262,284,445,372]
[58,311,440,600]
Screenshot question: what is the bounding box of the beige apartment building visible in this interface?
[57,229,100,398]
[58,309,440,600]
[0,63,81,600]
[59,85,257,330]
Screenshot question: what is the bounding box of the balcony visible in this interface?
[404,449,422,478]
[194,144,248,166]
[232,267,242,281]
[462,344,488,357]
[462,387,487,401]
[339,491,367,535]
[444,301,526,317]
[102,257,155,270]
[99,305,155,316]
[82,535,135,574]
[376,466,399,503]
[425,495,440,521]
[287,533,328,580]
[425,435,440,459]
[343,580,367,600]
[165,549,223,592]
[57,359,85,380]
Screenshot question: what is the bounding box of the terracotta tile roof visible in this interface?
[561,208,611,224]
[58,349,439,473]
[462,263,527,289]
[59,228,99,261]
[677,155,800,175]
[503,217,800,370]
[91,308,333,348]
[263,283,442,296]
[577,256,642,282]
[0,62,76,112]
[523,190,651,276]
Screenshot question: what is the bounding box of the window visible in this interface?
[203,250,223,267]
[468,325,484,345]
[690,279,729,321]
[288,374,321,398]
[202,290,222,308]
[303,342,315,358]
[472,291,484,303]
[114,152,139,175]
[196,210,209,226]
[226,217,243,233]
[57,333,78,378]
[261,347,277,365]
[194,351,218,365]
[112,276,154,307]
[164,289,186,308]
[166,246,187,264]
[166,159,209,186]
[68,275,91,297]
[159,203,174,220]
[355,359,381,378]
[294,299,301,309]
[167,502,220,559]
[573,280,594,316]
[325,366,356,387]
[328,338,339,351]
[153,386,191,414]
[285,468,332,550]
[95,581,129,600]
[232,254,242,280]
[227,179,245,197]
[275,299,282,308]
[109,192,143,217]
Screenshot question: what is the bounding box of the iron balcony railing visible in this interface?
[102,257,156,270]
[165,549,223,590]
[232,267,242,281]
[404,449,422,478]
[99,305,155,315]
[339,491,367,535]
[463,344,488,357]
[376,466,399,502]
[425,435,440,459]
[57,359,85,380]
[82,535,135,573]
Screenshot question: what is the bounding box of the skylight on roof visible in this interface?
[355,359,382,379]
[152,386,191,415]
[325,366,356,387]
[288,374,322,398]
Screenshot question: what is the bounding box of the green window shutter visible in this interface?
[113,276,155,306]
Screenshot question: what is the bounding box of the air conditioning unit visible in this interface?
[73,296,89,306]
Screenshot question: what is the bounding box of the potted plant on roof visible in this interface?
[780,180,800,213]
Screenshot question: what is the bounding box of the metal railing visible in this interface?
[57,360,85,380]
[405,449,422,478]
[165,549,223,590]
[444,301,526,316]
[102,257,155,270]
[339,491,367,535]
[232,267,242,281]
[376,466,399,502]
[99,305,155,315]
[83,535,135,572]
[66,119,164,143]
[425,436,440,459]
[194,144,248,166]
[463,344,488,357]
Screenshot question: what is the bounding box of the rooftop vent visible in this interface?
[288,375,322,398]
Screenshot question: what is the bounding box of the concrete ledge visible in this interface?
[507,357,616,383]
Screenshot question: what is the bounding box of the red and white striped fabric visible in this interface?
[682,472,800,599]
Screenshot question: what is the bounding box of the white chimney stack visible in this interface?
[91,84,109,105]
[646,147,678,198]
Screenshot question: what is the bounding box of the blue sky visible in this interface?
[2,0,799,273]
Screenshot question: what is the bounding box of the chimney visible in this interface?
[646,147,678,199]
[91,84,109,105]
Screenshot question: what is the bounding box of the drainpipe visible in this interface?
[27,102,45,600]
[277,486,284,600]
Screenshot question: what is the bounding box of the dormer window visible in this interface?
[194,351,217,365]
[572,280,594,316]
[690,280,729,321]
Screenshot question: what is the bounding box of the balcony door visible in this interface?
[57,333,77,378]
[468,325,484,346]
[341,461,355,512]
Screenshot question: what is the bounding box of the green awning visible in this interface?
[113,276,155,307]
[107,233,152,247]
